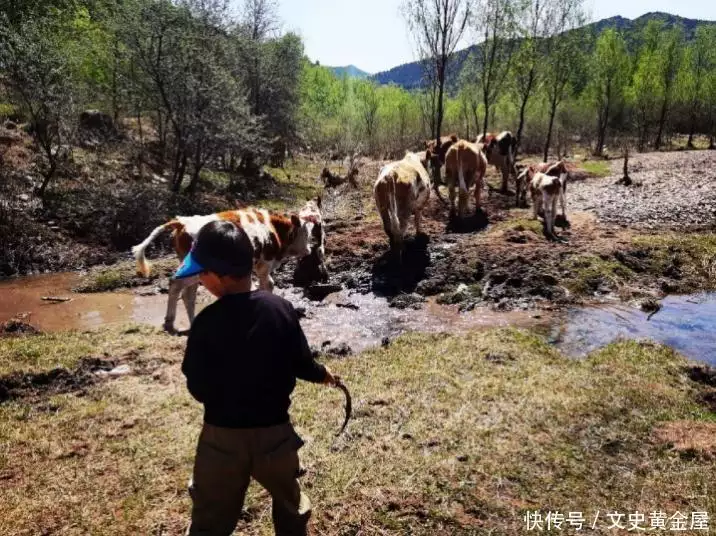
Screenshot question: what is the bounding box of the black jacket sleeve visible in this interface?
[290,307,327,384]
[182,315,213,403]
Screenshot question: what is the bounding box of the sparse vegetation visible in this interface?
[1,327,714,534]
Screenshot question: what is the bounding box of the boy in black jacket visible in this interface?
[177,219,337,536]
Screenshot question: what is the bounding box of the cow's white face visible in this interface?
[294,197,328,281]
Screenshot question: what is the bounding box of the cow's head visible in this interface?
[425,134,458,184]
[290,196,328,281]
[483,138,498,162]
[545,161,569,188]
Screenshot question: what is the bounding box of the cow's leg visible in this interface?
[515,174,523,207]
[414,208,422,235]
[474,182,482,212]
[560,186,568,221]
[448,183,457,215]
[164,277,187,334]
[255,261,274,292]
[501,164,509,194]
[182,281,199,325]
[532,191,541,220]
[542,192,554,237]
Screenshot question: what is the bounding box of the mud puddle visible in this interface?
[0,272,552,353]
[0,272,187,332]
[553,293,716,365]
[2,273,715,365]
[278,287,552,354]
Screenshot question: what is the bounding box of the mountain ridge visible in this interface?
[371,11,716,89]
[327,64,371,79]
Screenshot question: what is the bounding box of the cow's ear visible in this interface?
[450,134,458,143]
[291,214,301,228]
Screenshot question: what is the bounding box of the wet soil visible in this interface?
[0,356,115,403]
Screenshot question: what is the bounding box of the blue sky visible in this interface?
[271,0,716,74]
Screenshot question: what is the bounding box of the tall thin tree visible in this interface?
[404,0,470,145]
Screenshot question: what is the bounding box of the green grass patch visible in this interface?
[491,217,544,235]
[563,253,634,294]
[0,327,713,534]
[579,159,611,178]
[632,232,716,288]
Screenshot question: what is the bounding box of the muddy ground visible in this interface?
[4,145,716,323]
[270,150,716,314]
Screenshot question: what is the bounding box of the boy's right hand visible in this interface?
[323,367,340,387]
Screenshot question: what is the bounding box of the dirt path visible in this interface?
[569,150,716,230]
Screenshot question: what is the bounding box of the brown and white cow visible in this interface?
[131,198,326,333]
[444,139,488,218]
[517,160,569,220]
[373,151,432,256]
[476,131,518,197]
[425,134,459,188]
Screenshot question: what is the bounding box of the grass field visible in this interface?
[1,326,714,535]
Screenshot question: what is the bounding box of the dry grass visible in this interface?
[1,326,714,535]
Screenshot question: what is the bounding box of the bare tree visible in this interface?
[404,0,470,145]
[470,0,520,140]
[541,0,586,162]
[511,0,556,153]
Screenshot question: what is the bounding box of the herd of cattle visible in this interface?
[375,131,570,252]
[132,130,570,332]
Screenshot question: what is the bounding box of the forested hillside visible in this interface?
[373,12,716,89]
[1,1,715,277]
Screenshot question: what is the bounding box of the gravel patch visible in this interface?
[569,150,716,229]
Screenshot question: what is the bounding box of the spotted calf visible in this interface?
[131,198,326,333]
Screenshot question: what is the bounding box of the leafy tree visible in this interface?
[0,13,79,198]
[542,27,584,162]
[355,80,380,153]
[653,25,684,149]
[677,25,715,148]
[589,28,629,156]
[121,0,259,191]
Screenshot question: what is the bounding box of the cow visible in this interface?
[131,198,327,334]
[425,134,459,195]
[525,164,569,239]
[517,160,569,220]
[444,139,488,218]
[373,150,432,257]
[476,131,518,198]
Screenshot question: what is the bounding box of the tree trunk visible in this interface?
[654,98,669,150]
[543,101,557,163]
[515,93,530,158]
[436,61,445,144]
[686,108,697,149]
[37,161,57,199]
[471,105,479,139]
[482,90,490,138]
[595,89,611,157]
[187,143,202,193]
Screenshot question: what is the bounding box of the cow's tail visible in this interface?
[131,220,184,277]
[386,172,401,239]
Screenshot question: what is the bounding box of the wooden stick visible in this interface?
[41,296,72,302]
